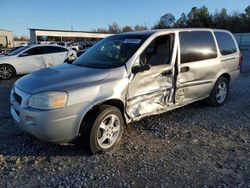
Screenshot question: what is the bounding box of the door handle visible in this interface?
[180,66,190,73]
[161,70,172,77]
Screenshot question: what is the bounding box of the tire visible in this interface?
[0,64,16,80]
[208,77,229,106]
[81,105,124,154]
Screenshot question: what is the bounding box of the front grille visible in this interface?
[13,92,22,104]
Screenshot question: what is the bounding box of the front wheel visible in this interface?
[208,77,229,106]
[81,105,124,154]
[0,64,16,80]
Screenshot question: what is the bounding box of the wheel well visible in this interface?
[100,99,125,114]
[220,73,231,83]
[79,99,126,133]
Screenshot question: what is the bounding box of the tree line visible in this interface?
[13,36,29,41]
[93,23,148,33]
[95,5,250,33]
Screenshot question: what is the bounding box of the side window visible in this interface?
[140,34,174,67]
[25,47,45,56]
[179,31,217,64]
[59,47,68,52]
[214,32,237,55]
[44,46,68,54]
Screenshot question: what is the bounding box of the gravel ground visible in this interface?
[0,74,249,187]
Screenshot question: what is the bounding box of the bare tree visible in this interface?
[108,22,121,33]
[122,25,133,32]
[160,13,176,28]
[134,25,148,31]
[97,28,108,33]
[14,36,29,41]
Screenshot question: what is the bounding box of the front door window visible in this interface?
[126,34,175,119]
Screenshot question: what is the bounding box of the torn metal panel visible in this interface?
[127,89,172,118]
[175,88,185,104]
[126,65,174,119]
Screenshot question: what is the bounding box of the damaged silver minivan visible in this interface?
[10,29,241,154]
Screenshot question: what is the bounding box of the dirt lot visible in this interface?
[0,74,249,187]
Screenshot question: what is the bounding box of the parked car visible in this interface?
[66,47,93,64]
[10,29,241,154]
[20,42,28,47]
[64,49,88,64]
[0,44,76,79]
[57,42,80,51]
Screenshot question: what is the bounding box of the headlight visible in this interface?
[28,92,68,110]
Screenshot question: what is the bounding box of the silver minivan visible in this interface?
[10,29,241,154]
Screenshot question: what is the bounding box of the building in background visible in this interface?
[29,28,112,47]
[0,29,13,48]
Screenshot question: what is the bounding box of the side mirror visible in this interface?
[19,52,28,57]
[131,64,151,74]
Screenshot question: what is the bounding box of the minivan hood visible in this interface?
[15,64,111,94]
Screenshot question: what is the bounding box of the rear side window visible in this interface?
[45,46,68,54]
[179,31,217,63]
[25,47,45,56]
[214,32,237,55]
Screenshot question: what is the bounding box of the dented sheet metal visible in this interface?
[127,89,172,118]
[175,88,185,104]
[126,65,174,119]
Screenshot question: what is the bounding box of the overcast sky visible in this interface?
[0,0,249,36]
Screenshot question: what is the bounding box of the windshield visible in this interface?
[73,34,149,68]
[8,46,30,56]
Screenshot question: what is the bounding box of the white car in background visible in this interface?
[57,42,80,51]
[0,44,76,79]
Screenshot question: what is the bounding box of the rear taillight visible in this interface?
[238,54,243,70]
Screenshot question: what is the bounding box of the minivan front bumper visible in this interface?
[10,86,84,143]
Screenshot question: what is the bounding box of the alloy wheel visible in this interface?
[97,114,121,149]
[0,66,13,79]
[216,81,228,103]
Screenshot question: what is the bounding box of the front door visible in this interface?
[126,34,176,120]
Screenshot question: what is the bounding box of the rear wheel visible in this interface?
[81,105,124,154]
[208,77,229,106]
[0,64,16,80]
